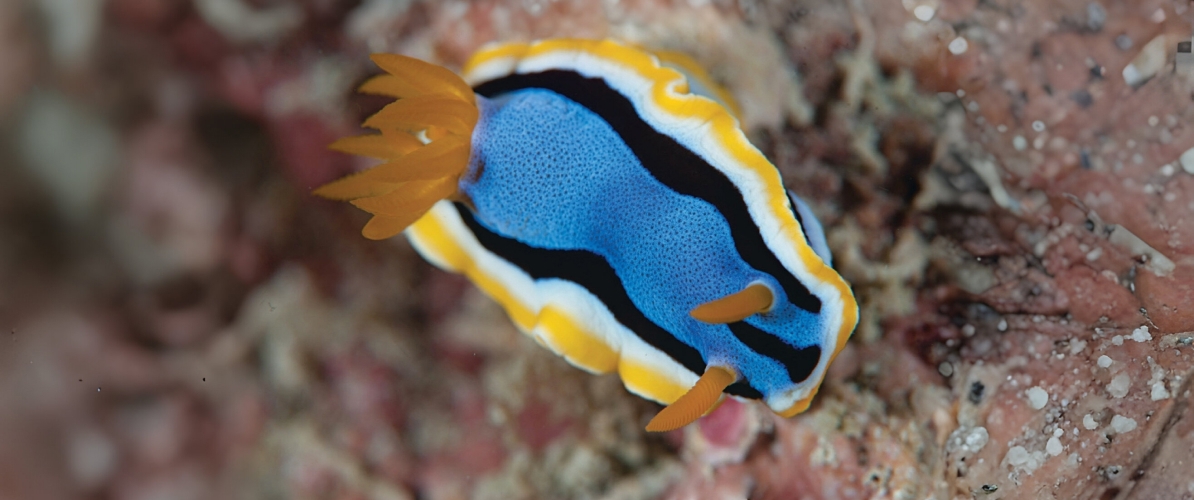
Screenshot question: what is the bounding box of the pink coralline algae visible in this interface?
[1,0,1192,499]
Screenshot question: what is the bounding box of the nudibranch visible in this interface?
[316,39,858,432]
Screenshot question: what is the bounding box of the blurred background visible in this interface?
[1,1,1193,499]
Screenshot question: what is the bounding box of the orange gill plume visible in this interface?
[314,54,479,240]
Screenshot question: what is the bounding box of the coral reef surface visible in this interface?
[0,0,1191,499]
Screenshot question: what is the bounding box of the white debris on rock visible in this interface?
[1151,382,1170,401]
[1026,386,1049,410]
[1046,437,1063,456]
[946,426,990,461]
[194,0,304,44]
[912,4,936,22]
[1110,415,1138,434]
[35,0,104,68]
[347,0,417,51]
[965,427,990,451]
[1131,325,1152,342]
[1111,335,1124,346]
[1067,453,1081,466]
[1004,445,1046,474]
[1107,374,1131,398]
[18,91,120,223]
[1005,446,1029,465]
[67,428,118,488]
[1083,414,1098,430]
[1097,355,1112,368]
[1181,146,1194,174]
[1148,357,1171,401]
[948,37,969,55]
[1069,339,1087,354]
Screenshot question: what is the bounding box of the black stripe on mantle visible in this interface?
[728,322,820,384]
[454,203,764,399]
[472,70,823,316]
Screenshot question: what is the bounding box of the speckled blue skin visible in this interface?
[459,89,829,398]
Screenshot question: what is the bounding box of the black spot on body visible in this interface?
[1070,89,1093,108]
[968,381,985,404]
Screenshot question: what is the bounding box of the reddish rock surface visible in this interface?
[1,0,1192,499]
